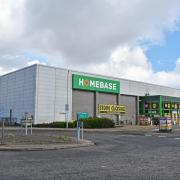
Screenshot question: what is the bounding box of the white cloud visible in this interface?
[0,66,16,75]
[1,0,180,61]
[75,45,180,88]
[27,60,45,66]
[0,53,45,75]
[0,0,25,42]
[74,46,152,81]
[22,0,180,64]
[0,0,180,88]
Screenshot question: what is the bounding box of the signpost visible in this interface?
[60,104,70,128]
[65,104,69,128]
[76,112,89,142]
[21,113,33,135]
[0,109,4,144]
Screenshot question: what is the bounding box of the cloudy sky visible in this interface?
[1,0,180,87]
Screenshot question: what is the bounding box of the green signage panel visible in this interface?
[77,112,89,121]
[72,74,120,94]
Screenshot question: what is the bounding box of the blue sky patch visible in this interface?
[146,30,180,72]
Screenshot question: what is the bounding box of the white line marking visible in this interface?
[145,134,152,137]
[101,166,106,168]
[158,136,166,138]
[119,135,136,137]
[175,138,180,140]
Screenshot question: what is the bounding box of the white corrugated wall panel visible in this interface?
[0,65,36,122]
[35,65,72,123]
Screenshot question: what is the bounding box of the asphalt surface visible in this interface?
[0,130,180,180]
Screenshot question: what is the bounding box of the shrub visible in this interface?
[81,117,115,128]
[34,117,115,129]
[34,121,76,128]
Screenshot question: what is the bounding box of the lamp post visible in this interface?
[1,119,4,144]
[25,112,28,136]
[66,70,70,128]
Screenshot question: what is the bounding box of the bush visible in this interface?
[34,117,115,129]
[34,121,76,128]
[81,117,115,128]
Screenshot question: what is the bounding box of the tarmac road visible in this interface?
[0,130,180,180]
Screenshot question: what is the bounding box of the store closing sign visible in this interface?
[98,104,126,114]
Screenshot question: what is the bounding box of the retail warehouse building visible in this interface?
[1,64,180,125]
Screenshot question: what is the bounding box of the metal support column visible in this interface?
[136,96,140,125]
[116,94,120,125]
[94,92,99,118]
[66,70,70,128]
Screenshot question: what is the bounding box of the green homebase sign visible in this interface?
[72,74,120,94]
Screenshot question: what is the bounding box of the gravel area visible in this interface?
[0,128,76,145]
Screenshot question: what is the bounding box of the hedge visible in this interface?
[34,121,76,128]
[34,117,115,129]
[81,117,115,128]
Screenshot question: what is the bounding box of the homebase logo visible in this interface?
[78,78,117,91]
[72,74,120,93]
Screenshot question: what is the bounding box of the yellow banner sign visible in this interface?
[98,104,126,114]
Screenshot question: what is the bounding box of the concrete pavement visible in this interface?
[1,125,180,151]
[1,130,180,179]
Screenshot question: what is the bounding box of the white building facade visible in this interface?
[1,64,180,124]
